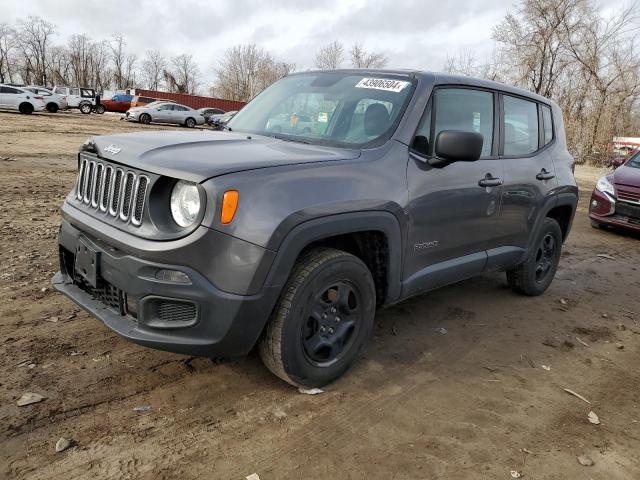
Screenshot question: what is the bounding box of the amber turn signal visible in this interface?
[221,190,239,224]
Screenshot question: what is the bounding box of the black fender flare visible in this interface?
[523,192,577,259]
[262,211,404,304]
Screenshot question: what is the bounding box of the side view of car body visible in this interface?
[53,70,578,388]
[124,101,205,127]
[130,95,158,108]
[0,84,46,114]
[101,94,133,113]
[198,107,225,121]
[589,150,640,232]
[208,110,237,129]
[53,86,96,114]
[24,86,68,113]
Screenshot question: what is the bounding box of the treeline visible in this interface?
[1,0,638,164]
[446,0,640,164]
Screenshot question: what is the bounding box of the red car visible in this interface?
[100,94,132,113]
[589,150,640,232]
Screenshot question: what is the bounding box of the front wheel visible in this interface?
[259,248,376,388]
[506,217,562,296]
[139,113,151,124]
[79,103,92,114]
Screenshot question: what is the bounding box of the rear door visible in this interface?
[404,86,504,296]
[498,94,557,251]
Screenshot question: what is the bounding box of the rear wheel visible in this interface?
[185,117,196,128]
[506,217,562,296]
[139,113,151,125]
[259,248,376,388]
[79,103,92,114]
[46,103,59,113]
[95,104,106,114]
[19,103,34,115]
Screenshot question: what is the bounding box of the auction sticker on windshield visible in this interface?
[355,78,410,93]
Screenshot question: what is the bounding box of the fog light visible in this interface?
[155,269,191,284]
[591,200,599,208]
[126,294,139,317]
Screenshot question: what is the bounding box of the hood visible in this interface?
[90,131,360,182]
[612,163,640,188]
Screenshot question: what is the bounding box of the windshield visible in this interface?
[228,72,415,148]
[627,150,640,168]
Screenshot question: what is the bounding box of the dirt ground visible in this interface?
[1,110,639,480]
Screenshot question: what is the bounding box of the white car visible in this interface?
[52,86,96,114]
[124,101,205,127]
[24,86,68,113]
[0,84,46,114]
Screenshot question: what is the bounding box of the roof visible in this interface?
[287,69,556,106]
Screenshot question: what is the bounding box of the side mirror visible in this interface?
[431,130,483,167]
[610,157,625,169]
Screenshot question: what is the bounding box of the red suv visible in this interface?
[589,150,640,232]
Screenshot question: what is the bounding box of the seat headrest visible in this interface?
[364,103,390,137]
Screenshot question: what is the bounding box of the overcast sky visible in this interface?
[4,0,632,83]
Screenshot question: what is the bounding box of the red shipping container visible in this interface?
[135,89,246,112]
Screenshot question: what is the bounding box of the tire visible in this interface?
[79,103,92,114]
[46,103,59,113]
[506,217,562,296]
[185,117,196,128]
[95,104,106,114]
[259,248,376,388]
[590,219,601,229]
[19,103,34,115]
[139,113,151,125]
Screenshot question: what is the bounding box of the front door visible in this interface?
[404,87,503,297]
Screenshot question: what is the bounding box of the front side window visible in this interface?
[54,87,66,94]
[503,95,539,156]
[228,72,415,148]
[157,104,173,111]
[627,150,640,169]
[433,88,494,157]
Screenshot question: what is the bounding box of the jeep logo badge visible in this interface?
[104,144,121,155]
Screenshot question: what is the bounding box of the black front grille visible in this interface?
[155,300,197,323]
[615,202,640,220]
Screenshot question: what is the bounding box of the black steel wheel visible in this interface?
[259,248,376,387]
[19,103,34,114]
[507,217,562,296]
[46,103,59,113]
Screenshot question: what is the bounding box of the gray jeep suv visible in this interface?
[53,70,578,387]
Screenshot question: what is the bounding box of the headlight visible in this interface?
[595,176,615,197]
[170,180,201,227]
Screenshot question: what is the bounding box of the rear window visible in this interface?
[503,95,539,156]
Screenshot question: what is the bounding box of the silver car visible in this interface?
[125,102,205,128]
[24,86,69,113]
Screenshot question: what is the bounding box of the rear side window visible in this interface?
[1,86,20,94]
[503,95,539,156]
[542,105,553,145]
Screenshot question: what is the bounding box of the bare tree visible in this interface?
[214,44,294,102]
[445,49,503,81]
[0,23,16,83]
[166,53,199,94]
[15,16,56,85]
[315,41,344,69]
[141,49,166,90]
[110,33,128,88]
[350,42,387,69]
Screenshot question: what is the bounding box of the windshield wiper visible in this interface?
[270,134,310,145]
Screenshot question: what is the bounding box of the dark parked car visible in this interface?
[198,107,225,121]
[52,70,577,388]
[589,150,640,232]
[208,110,237,129]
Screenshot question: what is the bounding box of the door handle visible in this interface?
[536,168,555,181]
[478,174,503,188]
